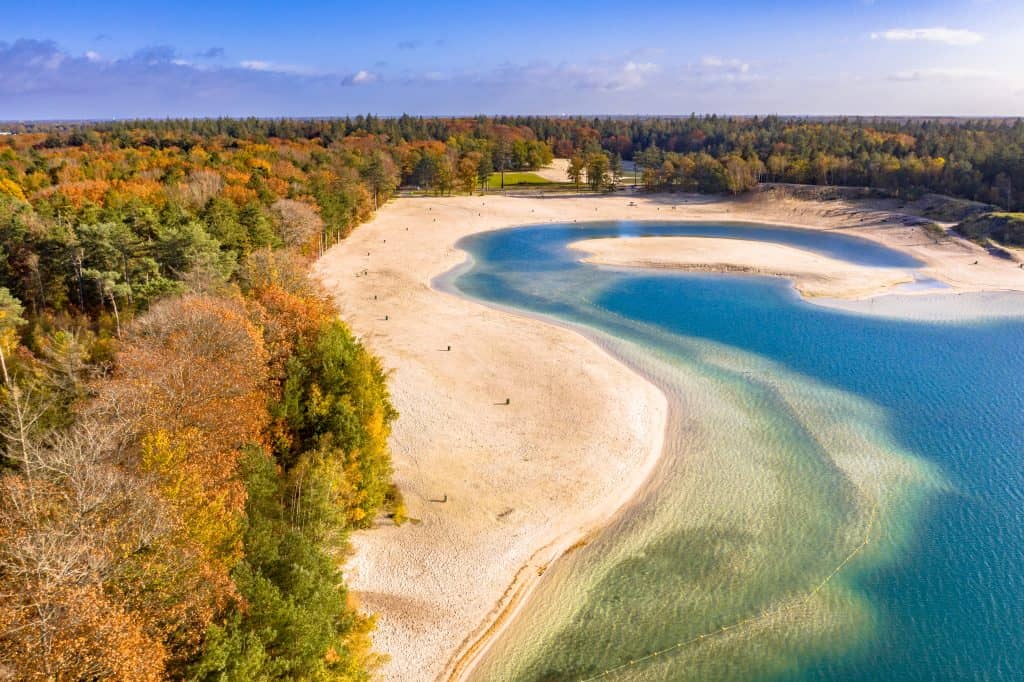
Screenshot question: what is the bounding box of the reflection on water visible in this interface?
[441,222,1024,681]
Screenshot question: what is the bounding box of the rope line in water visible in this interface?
[578,504,879,682]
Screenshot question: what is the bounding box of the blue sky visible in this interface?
[1,0,1022,119]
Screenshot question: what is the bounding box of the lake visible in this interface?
[442,221,1024,681]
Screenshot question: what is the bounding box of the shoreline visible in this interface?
[431,278,670,682]
[312,191,1024,682]
[313,194,669,682]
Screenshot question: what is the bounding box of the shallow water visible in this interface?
[443,222,1024,681]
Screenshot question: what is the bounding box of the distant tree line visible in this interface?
[12,114,1023,207]
[542,115,1022,208]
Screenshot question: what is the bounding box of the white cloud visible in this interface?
[84,50,101,62]
[871,27,983,46]
[692,56,754,84]
[888,67,995,82]
[239,59,314,75]
[240,60,272,71]
[475,57,660,92]
[340,69,378,86]
[700,56,749,73]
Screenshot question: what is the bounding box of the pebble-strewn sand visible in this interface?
[312,191,1023,682]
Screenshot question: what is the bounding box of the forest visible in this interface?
[1,113,1022,680]
[509,115,1024,210]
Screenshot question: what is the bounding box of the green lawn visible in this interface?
[486,172,560,189]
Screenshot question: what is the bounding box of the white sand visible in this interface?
[312,191,1024,682]
[532,158,640,184]
[312,196,667,682]
[530,158,569,182]
[570,236,916,299]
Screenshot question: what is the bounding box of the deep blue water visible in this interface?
[449,221,1024,681]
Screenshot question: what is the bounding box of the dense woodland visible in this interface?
[536,115,1024,207]
[1,114,1022,680]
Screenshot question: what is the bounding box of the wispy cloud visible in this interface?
[130,45,178,64]
[397,38,445,51]
[195,47,224,59]
[239,59,314,75]
[475,57,660,92]
[340,69,378,86]
[240,60,273,71]
[871,27,983,46]
[888,67,995,82]
[695,56,753,82]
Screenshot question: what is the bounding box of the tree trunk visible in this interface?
[109,293,122,339]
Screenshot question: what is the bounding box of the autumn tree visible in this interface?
[363,152,399,209]
[586,152,612,192]
[0,288,24,384]
[271,198,324,250]
[457,154,480,195]
[567,153,586,191]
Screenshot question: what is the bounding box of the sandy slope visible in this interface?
[312,191,1024,682]
[530,158,569,182]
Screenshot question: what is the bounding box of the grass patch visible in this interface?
[956,212,1024,247]
[921,222,948,240]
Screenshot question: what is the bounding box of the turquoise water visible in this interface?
[444,222,1024,681]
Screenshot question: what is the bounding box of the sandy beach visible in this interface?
[570,236,917,299]
[312,190,1024,682]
